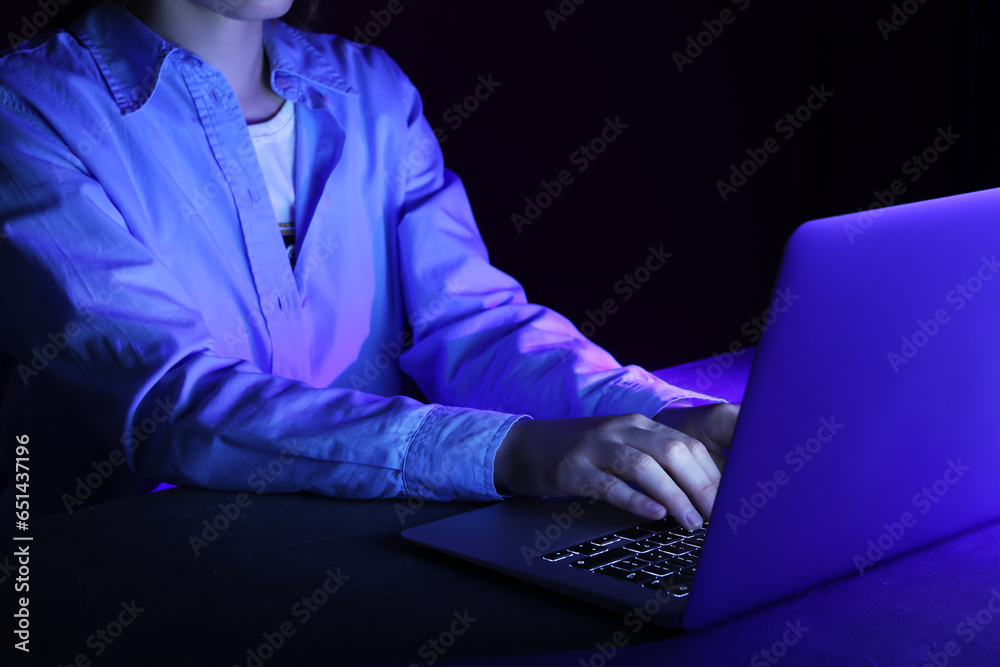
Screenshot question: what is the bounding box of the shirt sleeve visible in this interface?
[0,88,519,505]
[390,67,724,421]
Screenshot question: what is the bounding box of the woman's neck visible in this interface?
[132,1,284,122]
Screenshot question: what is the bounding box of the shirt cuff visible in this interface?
[402,404,528,502]
[594,364,727,419]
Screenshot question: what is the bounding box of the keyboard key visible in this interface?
[667,527,704,540]
[658,543,692,557]
[641,564,676,578]
[642,574,691,593]
[666,555,698,569]
[591,535,621,547]
[568,546,634,571]
[669,585,691,598]
[614,527,654,540]
[648,534,681,546]
[567,543,607,556]
[632,549,668,564]
[663,572,694,588]
[637,518,680,533]
[633,551,662,564]
[542,550,574,562]
[596,566,656,585]
[623,539,659,553]
[682,536,706,549]
[613,558,647,572]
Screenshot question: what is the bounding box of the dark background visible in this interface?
[4,0,998,372]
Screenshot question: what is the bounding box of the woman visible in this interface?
[0,0,737,526]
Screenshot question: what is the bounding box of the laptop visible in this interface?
[402,186,1000,629]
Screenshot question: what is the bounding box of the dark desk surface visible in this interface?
[9,487,1000,667]
[6,351,1000,666]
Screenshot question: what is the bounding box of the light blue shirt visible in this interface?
[0,4,718,515]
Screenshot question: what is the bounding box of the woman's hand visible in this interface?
[653,402,741,473]
[493,404,740,530]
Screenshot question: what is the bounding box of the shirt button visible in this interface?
[274,76,291,89]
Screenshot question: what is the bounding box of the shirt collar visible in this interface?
[69,3,358,116]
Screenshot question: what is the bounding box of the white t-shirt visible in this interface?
[247,99,297,267]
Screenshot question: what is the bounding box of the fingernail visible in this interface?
[647,501,665,517]
[684,508,703,530]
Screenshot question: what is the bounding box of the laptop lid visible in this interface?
[684,186,1000,628]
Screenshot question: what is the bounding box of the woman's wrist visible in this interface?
[494,419,528,496]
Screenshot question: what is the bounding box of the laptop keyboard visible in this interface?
[542,516,707,598]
